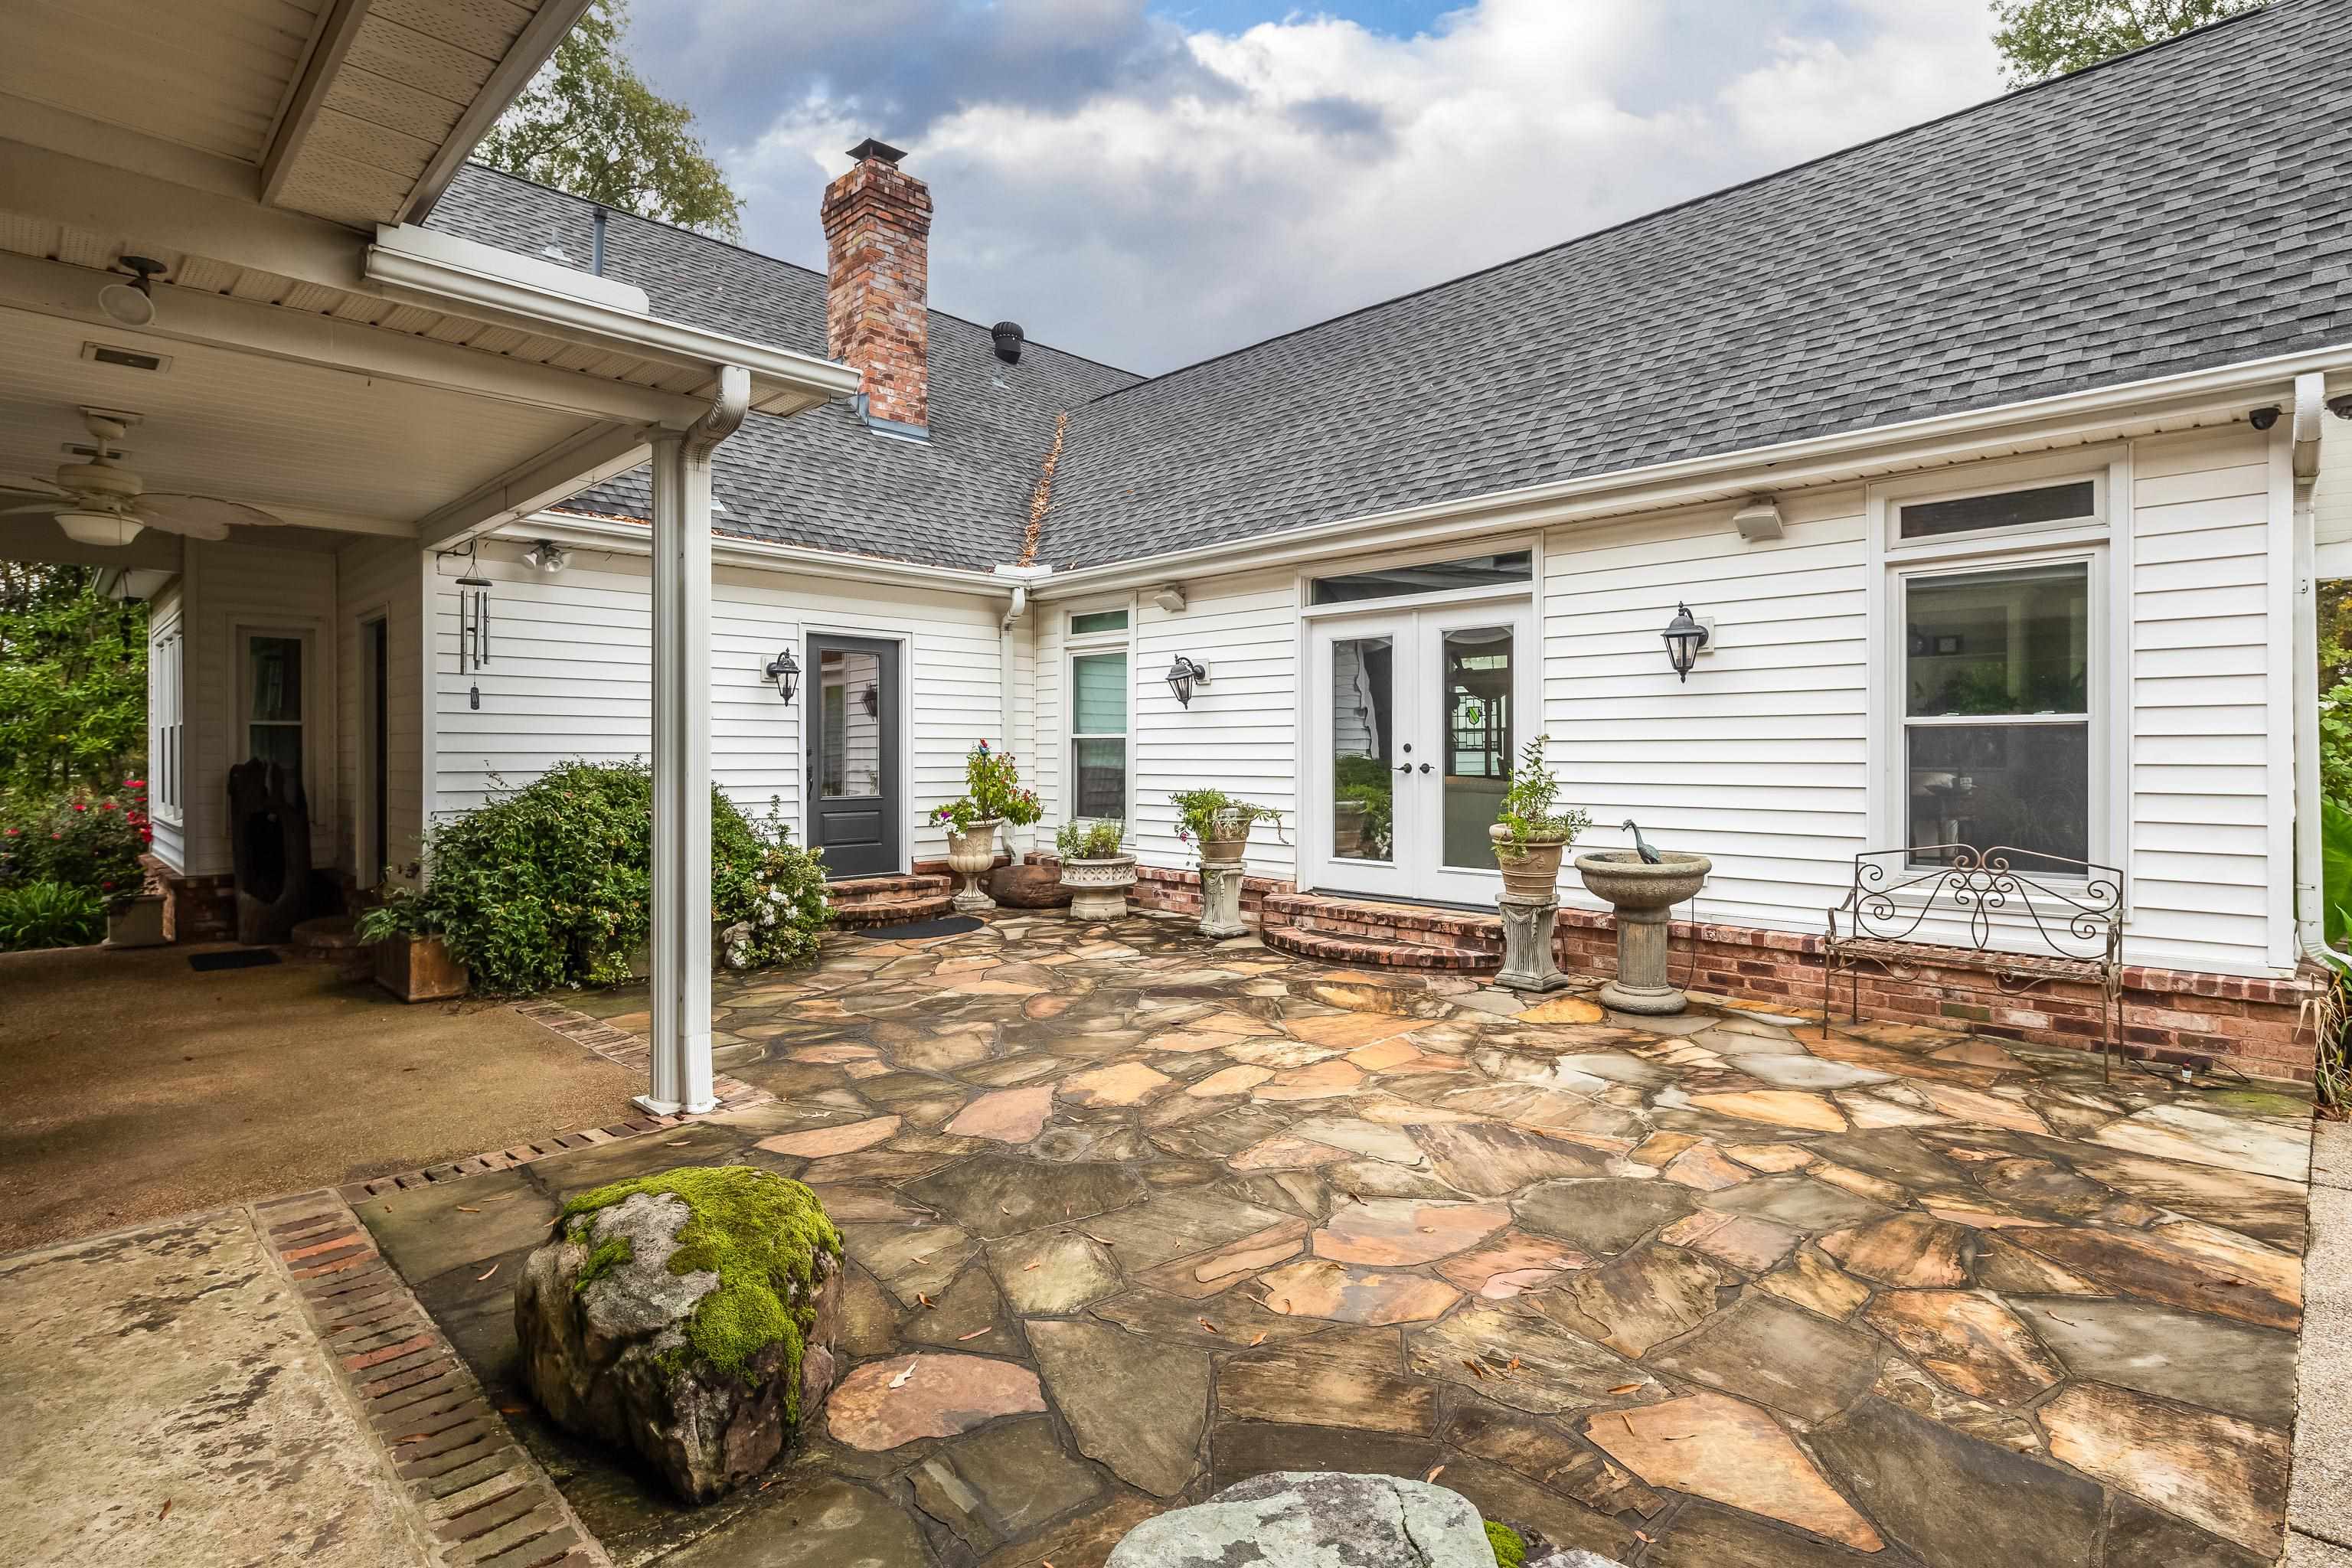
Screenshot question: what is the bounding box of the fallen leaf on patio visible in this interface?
[394,1432,428,1443]
[1023,1263,1040,1272]
[1463,1358,1488,1380]
[916,1293,935,1309]
[477,1264,499,1282]
[1609,1383,1640,1395]
[1424,1465,1446,1483]
[888,1365,915,1390]
[1198,1318,1220,1334]
[957,1328,990,1341]
[499,1406,524,1414]
[1249,1332,1268,1347]
[456,1205,480,1214]
[1635,1531,1653,1544]
[1084,1233,1116,1246]
[158,1500,171,1521]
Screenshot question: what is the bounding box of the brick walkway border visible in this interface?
[251,1187,609,1568]
[341,1001,770,1205]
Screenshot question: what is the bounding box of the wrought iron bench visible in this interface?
[1824,845,2129,1081]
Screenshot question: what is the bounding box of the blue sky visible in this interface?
[620,0,2009,371]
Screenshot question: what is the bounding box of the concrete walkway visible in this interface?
[0,1206,430,1568]
[2292,1120,2352,1566]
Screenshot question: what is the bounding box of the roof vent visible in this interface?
[991,322,1025,364]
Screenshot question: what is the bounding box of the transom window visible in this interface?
[1898,479,2096,541]
[1311,549,1532,606]
[1070,609,1128,635]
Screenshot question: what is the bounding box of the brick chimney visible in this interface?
[822,138,933,434]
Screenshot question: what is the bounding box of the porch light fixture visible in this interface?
[1661,603,1710,682]
[98,257,165,328]
[1165,655,1209,708]
[764,646,800,703]
[521,540,569,573]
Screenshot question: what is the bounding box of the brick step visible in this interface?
[829,874,955,929]
[290,914,374,981]
[1260,921,1502,972]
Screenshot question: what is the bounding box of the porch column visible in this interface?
[641,367,749,1116]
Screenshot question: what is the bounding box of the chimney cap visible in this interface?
[845,137,907,166]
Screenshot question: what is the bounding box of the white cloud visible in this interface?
[713,0,2008,371]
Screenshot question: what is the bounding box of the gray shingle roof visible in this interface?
[426,165,1138,569]
[430,0,2348,574]
[1039,0,2349,568]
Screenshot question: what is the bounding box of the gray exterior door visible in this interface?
[806,635,900,879]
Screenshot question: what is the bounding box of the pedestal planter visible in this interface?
[1198,858,1249,939]
[1060,854,1138,920]
[374,933,469,1002]
[1488,826,1568,897]
[1200,810,1255,865]
[1574,850,1710,1014]
[1495,891,1568,991]
[946,820,1001,915]
[104,893,166,949]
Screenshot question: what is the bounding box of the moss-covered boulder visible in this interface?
[514,1165,844,1503]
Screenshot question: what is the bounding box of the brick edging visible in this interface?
[250,1188,609,1568]
[340,1001,770,1204]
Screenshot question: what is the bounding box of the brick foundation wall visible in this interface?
[1130,864,1293,920]
[155,868,235,943]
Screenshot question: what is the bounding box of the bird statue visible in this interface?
[1622,819,1662,864]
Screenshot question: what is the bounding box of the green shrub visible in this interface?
[1485,1520,1526,1568]
[1493,737,1589,860]
[0,783,150,900]
[1169,787,1282,848]
[0,880,105,950]
[1054,819,1126,859]
[357,760,828,993]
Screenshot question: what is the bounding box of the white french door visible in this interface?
[1307,600,1537,905]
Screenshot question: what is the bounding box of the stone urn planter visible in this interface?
[373,932,469,1002]
[1574,849,1711,1014]
[104,892,166,949]
[1060,854,1138,920]
[946,819,1001,914]
[1488,825,1569,897]
[1200,807,1256,864]
[514,1166,844,1505]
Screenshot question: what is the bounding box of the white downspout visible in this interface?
[2291,372,2352,969]
[1000,582,1028,854]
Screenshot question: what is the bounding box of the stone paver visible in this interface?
[343,911,2321,1568]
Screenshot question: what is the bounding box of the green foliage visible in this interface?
[358,760,828,994]
[2324,797,2352,952]
[475,0,743,240]
[1494,736,1589,860]
[2318,581,2352,808]
[0,880,106,950]
[564,1166,842,1406]
[0,567,147,800]
[1054,818,1127,859]
[929,741,1043,833]
[1991,0,2264,84]
[1169,787,1283,848]
[1485,1521,1527,1568]
[1332,754,1394,859]
[1,785,151,901]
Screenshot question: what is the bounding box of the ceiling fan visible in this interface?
[0,408,290,547]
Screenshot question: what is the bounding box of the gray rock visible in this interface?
[1104,1471,1492,1566]
[513,1181,842,1504]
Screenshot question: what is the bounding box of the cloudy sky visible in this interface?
[620,0,2011,374]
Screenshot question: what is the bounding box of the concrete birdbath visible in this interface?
[1574,850,1710,1014]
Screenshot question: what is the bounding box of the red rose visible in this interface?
[73,802,87,812]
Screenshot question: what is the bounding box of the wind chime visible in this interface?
[456,545,492,709]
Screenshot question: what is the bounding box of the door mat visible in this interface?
[858,915,983,941]
[188,949,281,972]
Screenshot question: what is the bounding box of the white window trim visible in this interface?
[1864,447,2133,908]
[149,611,184,825]
[1064,597,1135,830]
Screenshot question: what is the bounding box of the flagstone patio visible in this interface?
[356,911,2317,1568]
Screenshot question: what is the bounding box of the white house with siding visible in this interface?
[57,0,2352,1080]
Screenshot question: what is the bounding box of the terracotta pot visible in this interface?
[374,933,469,1002]
[1060,854,1138,920]
[1490,827,1567,897]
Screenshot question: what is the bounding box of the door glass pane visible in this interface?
[1331,635,1393,861]
[1072,652,1129,735]
[821,649,883,799]
[1074,737,1125,818]
[1906,723,2090,872]
[1442,626,1513,868]
[1906,565,2088,717]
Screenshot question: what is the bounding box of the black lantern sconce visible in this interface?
[1661,602,1710,683]
[764,646,800,704]
[1165,655,1210,708]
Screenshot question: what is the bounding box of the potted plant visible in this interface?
[929,741,1043,914]
[1171,788,1282,864]
[1489,737,1590,896]
[354,884,470,1002]
[1054,819,1136,920]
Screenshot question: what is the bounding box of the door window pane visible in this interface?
[821,649,883,798]
[1906,723,2090,871]
[1331,635,1393,861]
[1906,565,2089,717]
[1441,626,1513,869]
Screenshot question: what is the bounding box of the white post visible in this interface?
[640,368,748,1116]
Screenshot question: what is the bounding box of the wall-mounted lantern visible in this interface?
[765,646,800,704]
[1165,655,1209,708]
[1661,603,1710,683]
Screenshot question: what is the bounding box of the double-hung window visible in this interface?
[149,616,183,821]
[1067,608,1131,821]
[1880,468,2113,879]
